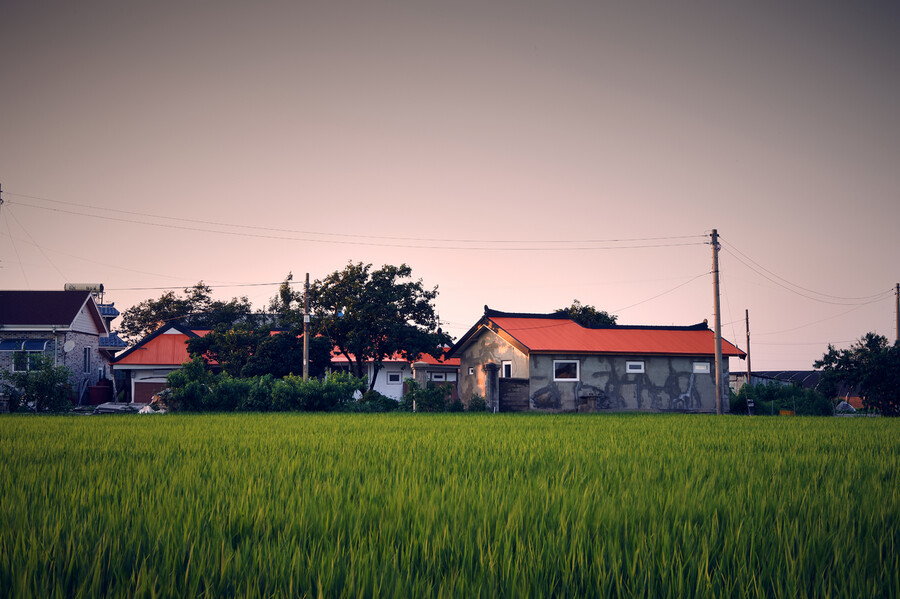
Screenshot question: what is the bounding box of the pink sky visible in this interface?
[1,1,898,371]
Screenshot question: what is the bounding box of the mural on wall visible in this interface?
[529,357,709,412]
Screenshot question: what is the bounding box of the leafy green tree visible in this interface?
[815,333,900,416]
[555,300,617,328]
[310,263,452,390]
[119,282,256,343]
[241,329,333,379]
[186,324,268,377]
[2,354,74,412]
[266,273,305,329]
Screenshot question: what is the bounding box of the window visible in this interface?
[468,367,475,375]
[501,361,512,378]
[386,372,402,384]
[12,352,29,372]
[553,360,579,381]
[626,361,645,374]
[693,362,710,374]
[83,347,91,374]
[430,372,446,382]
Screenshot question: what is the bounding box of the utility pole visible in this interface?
[745,309,754,415]
[711,229,724,415]
[303,273,310,380]
[895,283,899,344]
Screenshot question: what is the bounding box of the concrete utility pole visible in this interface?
[303,273,310,380]
[745,309,754,415]
[711,229,724,415]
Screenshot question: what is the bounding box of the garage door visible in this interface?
[134,382,166,403]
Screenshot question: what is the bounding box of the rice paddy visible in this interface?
[0,413,897,598]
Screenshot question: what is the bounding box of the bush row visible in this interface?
[164,357,490,413]
[730,382,834,416]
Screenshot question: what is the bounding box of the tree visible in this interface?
[1,354,74,412]
[310,262,452,390]
[119,282,256,343]
[814,333,900,416]
[266,273,304,329]
[186,323,269,377]
[555,300,617,328]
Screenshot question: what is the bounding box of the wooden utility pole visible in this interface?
[711,229,724,415]
[303,273,310,380]
[895,283,899,344]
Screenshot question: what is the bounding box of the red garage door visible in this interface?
[134,382,166,403]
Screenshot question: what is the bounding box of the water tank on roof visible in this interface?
[64,283,104,293]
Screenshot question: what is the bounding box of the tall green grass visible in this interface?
[0,414,897,598]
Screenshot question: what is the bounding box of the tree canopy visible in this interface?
[555,300,617,328]
[119,282,256,342]
[309,262,452,389]
[814,333,900,416]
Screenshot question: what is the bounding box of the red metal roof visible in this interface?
[489,316,744,357]
[114,330,202,366]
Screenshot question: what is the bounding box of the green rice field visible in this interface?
[1,413,898,598]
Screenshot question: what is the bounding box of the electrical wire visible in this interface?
[721,247,891,306]
[612,272,709,313]
[721,238,892,303]
[8,192,707,247]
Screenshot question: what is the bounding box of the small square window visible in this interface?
[468,367,475,375]
[553,360,579,381]
[386,372,402,384]
[626,361,645,374]
[693,362,710,374]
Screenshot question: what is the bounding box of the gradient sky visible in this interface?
[2,1,898,371]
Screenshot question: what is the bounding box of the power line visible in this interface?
[8,192,707,248]
[612,272,709,313]
[721,238,892,303]
[721,247,891,306]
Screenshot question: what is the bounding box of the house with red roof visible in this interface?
[0,289,124,403]
[110,322,216,403]
[330,350,460,400]
[449,307,745,413]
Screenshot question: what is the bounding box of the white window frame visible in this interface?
[553,360,580,382]
[430,372,446,382]
[501,361,512,378]
[692,361,711,374]
[468,367,475,375]
[386,372,402,385]
[626,361,645,374]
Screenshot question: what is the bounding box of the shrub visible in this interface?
[468,394,488,412]
[732,382,833,416]
[241,375,276,412]
[447,398,465,412]
[346,390,399,413]
[403,380,451,413]
[1,354,73,412]
[166,357,213,412]
[209,375,251,411]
